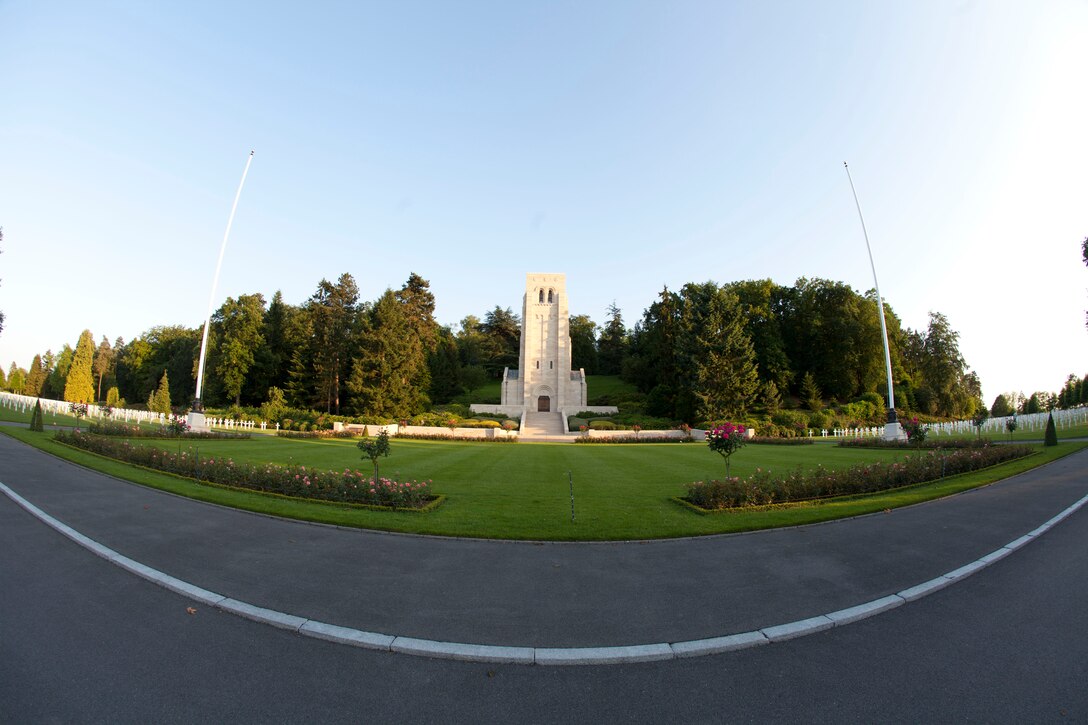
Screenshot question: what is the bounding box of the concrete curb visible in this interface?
[3,481,1086,666]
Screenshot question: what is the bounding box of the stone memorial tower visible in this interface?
[499,273,587,413]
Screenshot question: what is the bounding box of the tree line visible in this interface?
[4,270,1067,425]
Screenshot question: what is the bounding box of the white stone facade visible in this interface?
[500,273,588,413]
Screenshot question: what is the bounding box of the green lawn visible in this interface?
[4,424,1083,540]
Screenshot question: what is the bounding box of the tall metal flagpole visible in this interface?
[844,161,901,441]
[189,151,254,429]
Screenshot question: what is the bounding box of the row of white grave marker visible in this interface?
[0,392,273,430]
[4,391,1086,438]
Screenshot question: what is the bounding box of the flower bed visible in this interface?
[685,443,1034,510]
[573,435,690,444]
[89,421,250,440]
[55,430,434,510]
[394,431,518,443]
[276,429,357,440]
[838,438,994,450]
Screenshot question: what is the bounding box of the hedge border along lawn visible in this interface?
[2,425,1084,541]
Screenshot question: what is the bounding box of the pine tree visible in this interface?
[348,290,428,418]
[801,371,822,411]
[597,303,628,375]
[692,289,760,423]
[760,380,782,413]
[63,330,96,403]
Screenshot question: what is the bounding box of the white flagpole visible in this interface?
[844,161,901,440]
[193,150,254,413]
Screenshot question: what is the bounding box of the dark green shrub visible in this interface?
[29,400,44,432]
[1044,412,1058,446]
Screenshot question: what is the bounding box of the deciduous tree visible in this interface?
[211,293,266,406]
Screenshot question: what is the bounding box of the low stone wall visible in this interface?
[583,428,702,441]
[335,422,518,440]
[469,404,524,418]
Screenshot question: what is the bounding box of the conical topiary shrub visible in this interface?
[29,399,44,432]
[1044,412,1058,447]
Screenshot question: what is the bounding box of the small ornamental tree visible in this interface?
[69,402,89,430]
[29,400,44,432]
[971,408,990,439]
[1005,416,1018,441]
[1044,412,1058,447]
[706,422,747,478]
[901,416,929,445]
[358,429,391,480]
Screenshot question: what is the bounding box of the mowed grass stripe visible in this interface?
[7,424,1081,539]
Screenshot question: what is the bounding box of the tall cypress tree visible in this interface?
[64,330,96,404]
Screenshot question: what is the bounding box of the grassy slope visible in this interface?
[3,423,1083,540]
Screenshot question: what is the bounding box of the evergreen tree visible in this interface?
[308,274,360,414]
[692,289,759,423]
[395,273,439,354]
[760,379,782,413]
[64,330,96,403]
[1044,411,1058,446]
[106,387,121,407]
[149,371,172,414]
[0,364,6,389]
[93,336,114,402]
[800,371,822,411]
[7,364,26,393]
[596,303,627,375]
[44,345,73,399]
[24,354,47,397]
[726,279,794,393]
[248,291,296,400]
[427,328,463,404]
[348,290,428,418]
[29,400,44,432]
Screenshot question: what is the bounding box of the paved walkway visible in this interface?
[1,433,1085,662]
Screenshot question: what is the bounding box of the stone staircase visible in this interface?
[520,412,567,440]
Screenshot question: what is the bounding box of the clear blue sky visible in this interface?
[2,0,1085,406]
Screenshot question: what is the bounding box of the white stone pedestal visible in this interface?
[187,411,210,432]
[883,421,905,442]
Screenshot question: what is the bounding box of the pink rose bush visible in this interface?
[55,430,431,509]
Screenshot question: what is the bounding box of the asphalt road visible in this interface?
[1,435,1086,721]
